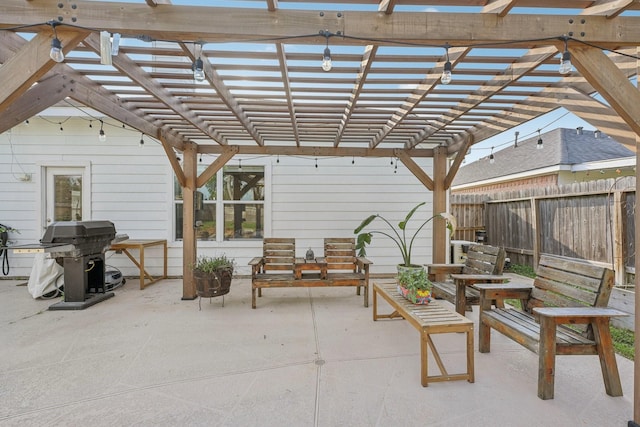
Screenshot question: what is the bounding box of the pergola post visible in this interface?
[432,146,448,266]
[181,142,198,300]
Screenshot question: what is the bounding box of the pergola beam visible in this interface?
[0,74,73,134]
[3,3,640,47]
[198,145,433,158]
[0,28,88,113]
[568,44,640,139]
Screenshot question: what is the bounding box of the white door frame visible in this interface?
[38,162,91,232]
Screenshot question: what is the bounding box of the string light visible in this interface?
[59,122,63,132]
[192,43,205,82]
[139,133,144,147]
[351,156,355,165]
[537,129,543,149]
[276,154,280,163]
[441,43,452,85]
[24,119,29,125]
[489,147,495,164]
[559,36,572,75]
[238,159,242,169]
[315,157,318,168]
[98,120,106,142]
[199,154,202,162]
[320,30,332,72]
[48,21,64,63]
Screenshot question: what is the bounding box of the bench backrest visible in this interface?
[461,244,506,275]
[528,254,615,336]
[262,238,295,272]
[324,238,357,271]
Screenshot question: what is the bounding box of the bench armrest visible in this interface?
[533,307,629,324]
[248,257,265,277]
[477,283,533,302]
[425,263,465,275]
[248,256,264,266]
[356,257,372,268]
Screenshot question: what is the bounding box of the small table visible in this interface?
[294,257,327,279]
[373,281,474,386]
[109,239,168,289]
[450,273,509,315]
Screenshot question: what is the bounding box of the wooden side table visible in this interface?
[109,239,168,289]
[294,257,328,279]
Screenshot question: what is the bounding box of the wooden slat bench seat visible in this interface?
[373,281,474,387]
[426,244,507,313]
[249,237,371,308]
[477,254,629,400]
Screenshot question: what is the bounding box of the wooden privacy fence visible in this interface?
[451,177,636,330]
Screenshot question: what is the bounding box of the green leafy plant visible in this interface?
[192,254,235,274]
[397,266,432,303]
[354,202,456,267]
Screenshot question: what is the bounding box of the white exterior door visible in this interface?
[44,167,88,230]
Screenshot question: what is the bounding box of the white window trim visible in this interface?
[171,158,270,246]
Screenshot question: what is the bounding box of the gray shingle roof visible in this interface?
[453,128,634,186]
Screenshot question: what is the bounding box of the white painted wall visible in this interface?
[1,117,436,279]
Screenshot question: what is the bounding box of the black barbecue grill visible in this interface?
[39,221,119,310]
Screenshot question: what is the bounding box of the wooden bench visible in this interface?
[476,254,629,400]
[373,281,474,387]
[426,244,507,313]
[249,238,371,309]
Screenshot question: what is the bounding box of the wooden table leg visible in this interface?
[455,279,467,315]
[538,316,556,399]
[421,331,429,387]
[592,317,624,396]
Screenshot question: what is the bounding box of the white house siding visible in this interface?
[1,117,436,279]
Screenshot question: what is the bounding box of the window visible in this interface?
[175,165,265,241]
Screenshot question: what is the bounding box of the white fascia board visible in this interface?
[452,165,567,191]
[570,157,636,172]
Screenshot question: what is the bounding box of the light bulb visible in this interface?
[139,137,144,147]
[50,38,64,63]
[441,61,452,85]
[321,47,332,72]
[193,57,205,82]
[537,138,544,149]
[98,129,106,142]
[559,51,572,75]
[489,153,495,164]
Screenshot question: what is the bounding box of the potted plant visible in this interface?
[192,254,235,306]
[396,266,432,304]
[353,202,455,303]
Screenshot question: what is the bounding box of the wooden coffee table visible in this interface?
[373,281,474,387]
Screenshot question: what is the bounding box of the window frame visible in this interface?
[173,160,270,244]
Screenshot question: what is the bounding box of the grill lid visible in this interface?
[40,221,116,245]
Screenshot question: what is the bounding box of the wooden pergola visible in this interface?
[1,1,639,419]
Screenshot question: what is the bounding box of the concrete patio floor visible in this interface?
[0,274,634,427]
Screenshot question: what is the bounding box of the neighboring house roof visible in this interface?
[453,128,635,186]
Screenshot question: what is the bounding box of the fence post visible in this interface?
[531,197,540,268]
[613,190,625,286]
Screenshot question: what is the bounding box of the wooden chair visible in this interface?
[477,254,628,399]
[323,237,371,303]
[426,244,507,313]
[248,238,295,308]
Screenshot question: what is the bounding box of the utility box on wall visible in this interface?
[451,240,475,264]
